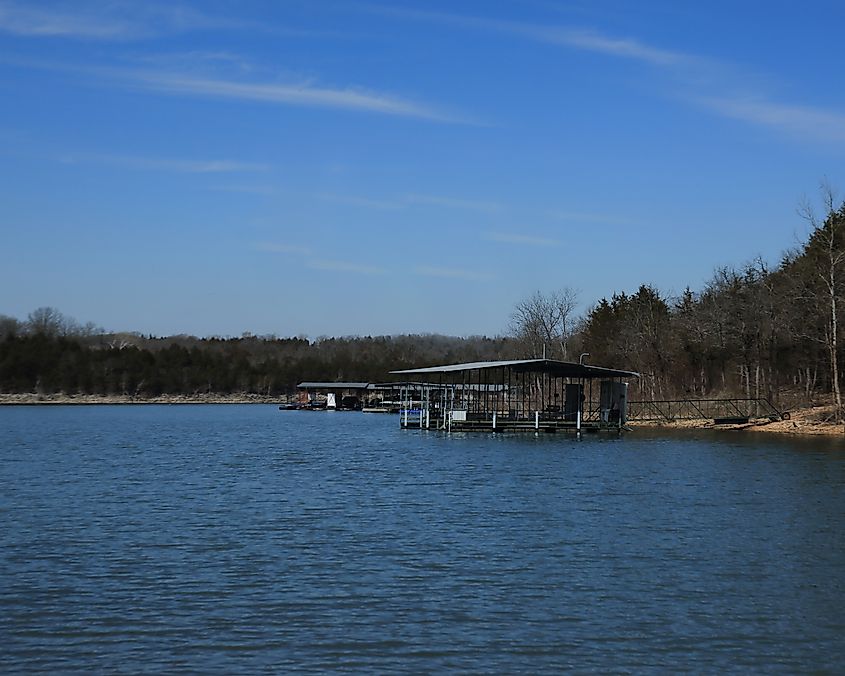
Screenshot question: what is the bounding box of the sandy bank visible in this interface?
[630,406,844,437]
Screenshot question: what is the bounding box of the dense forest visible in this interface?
[511,189,845,418]
[2,189,844,418]
[0,315,514,398]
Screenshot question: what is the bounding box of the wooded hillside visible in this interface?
[3,191,844,418]
[510,190,845,418]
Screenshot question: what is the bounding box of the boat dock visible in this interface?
[390,358,639,433]
[291,382,409,412]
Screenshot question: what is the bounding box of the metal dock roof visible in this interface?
[296,382,371,389]
[390,358,639,379]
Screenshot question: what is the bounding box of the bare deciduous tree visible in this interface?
[797,182,845,420]
[26,306,66,337]
[510,288,579,360]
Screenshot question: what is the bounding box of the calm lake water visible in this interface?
[1,405,844,673]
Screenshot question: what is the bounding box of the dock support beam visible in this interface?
[535,411,539,430]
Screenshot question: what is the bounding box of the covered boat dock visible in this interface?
[295,381,424,411]
[390,359,639,433]
[296,382,370,409]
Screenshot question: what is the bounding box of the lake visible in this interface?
[1,405,844,673]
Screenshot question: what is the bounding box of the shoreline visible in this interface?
[0,393,284,405]
[630,416,844,437]
[1,393,842,436]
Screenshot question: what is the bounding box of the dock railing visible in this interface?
[627,398,782,422]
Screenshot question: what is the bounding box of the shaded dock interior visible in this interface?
[294,382,412,411]
[390,359,638,433]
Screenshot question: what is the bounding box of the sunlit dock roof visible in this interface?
[297,382,370,390]
[296,382,425,390]
[390,358,639,379]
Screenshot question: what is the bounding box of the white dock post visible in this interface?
[492,411,497,430]
[535,411,539,430]
[426,409,430,428]
[401,385,406,427]
[576,409,581,432]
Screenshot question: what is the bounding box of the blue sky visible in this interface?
[1,1,843,338]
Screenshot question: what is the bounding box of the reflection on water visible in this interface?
[1,406,844,673]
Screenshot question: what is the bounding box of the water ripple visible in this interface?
[1,405,844,673]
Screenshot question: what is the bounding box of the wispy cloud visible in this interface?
[316,193,403,210]
[414,265,493,282]
[0,1,135,38]
[0,53,468,123]
[548,211,636,226]
[696,96,845,145]
[256,242,311,255]
[405,193,501,213]
[307,259,386,275]
[363,4,845,145]
[59,152,269,173]
[130,50,255,74]
[487,232,560,246]
[532,26,683,66]
[363,5,684,66]
[125,70,466,122]
[0,1,251,40]
[210,184,278,195]
[317,191,500,212]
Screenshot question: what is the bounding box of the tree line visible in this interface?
[0,318,514,397]
[509,187,845,419]
[2,187,843,417]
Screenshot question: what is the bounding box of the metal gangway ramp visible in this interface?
[627,398,783,423]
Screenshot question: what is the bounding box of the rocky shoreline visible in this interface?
[0,393,286,405]
[630,411,844,437]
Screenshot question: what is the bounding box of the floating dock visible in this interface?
[294,382,406,412]
[390,359,639,433]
